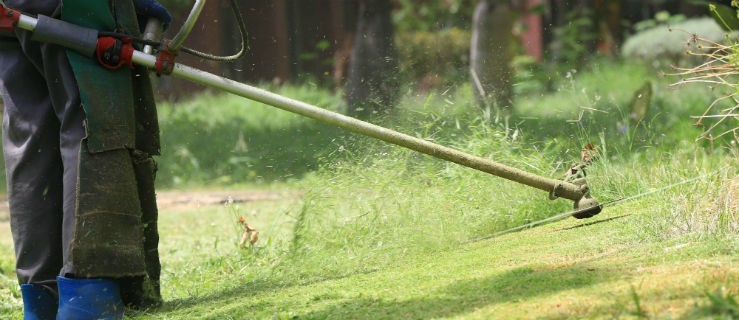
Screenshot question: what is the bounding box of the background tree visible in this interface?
[158,0,711,101]
[470,0,516,114]
[344,0,400,119]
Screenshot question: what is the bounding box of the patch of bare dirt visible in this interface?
[0,189,301,222]
[154,189,301,210]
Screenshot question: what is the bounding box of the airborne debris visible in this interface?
[237,216,259,247]
[580,143,599,164]
[566,143,599,179]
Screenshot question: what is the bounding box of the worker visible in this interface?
[0,0,171,319]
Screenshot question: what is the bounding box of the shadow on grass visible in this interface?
[296,265,615,319]
[558,214,632,231]
[149,268,380,314]
[131,262,613,319]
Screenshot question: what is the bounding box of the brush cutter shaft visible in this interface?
[130,53,587,201]
[6,9,587,202]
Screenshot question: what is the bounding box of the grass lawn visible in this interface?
[134,189,739,319]
[2,181,737,319]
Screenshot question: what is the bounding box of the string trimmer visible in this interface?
[0,1,603,219]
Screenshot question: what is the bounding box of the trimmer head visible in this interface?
[563,158,602,219]
[572,195,602,219]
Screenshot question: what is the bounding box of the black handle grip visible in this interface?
[31,15,98,57]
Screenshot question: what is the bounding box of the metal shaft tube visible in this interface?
[9,9,586,201]
[7,4,592,205]
[131,52,586,201]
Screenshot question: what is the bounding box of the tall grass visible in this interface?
[141,59,735,287]
[207,60,736,281]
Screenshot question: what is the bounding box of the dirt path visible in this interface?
[0,189,300,221]
[154,189,300,210]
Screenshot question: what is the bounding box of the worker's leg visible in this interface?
[1,29,86,284]
[30,35,88,279]
[0,36,67,292]
[2,29,123,319]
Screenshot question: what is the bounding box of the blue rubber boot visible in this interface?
[20,284,57,320]
[56,276,124,320]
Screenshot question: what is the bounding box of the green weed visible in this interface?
[628,285,650,319]
[684,289,739,319]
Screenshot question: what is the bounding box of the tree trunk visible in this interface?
[345,0,399,119]
[594,0,619,55]
[470,0,515,115]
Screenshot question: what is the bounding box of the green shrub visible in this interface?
[621,17,728,67]
[548,7,598,67]
[514,60,722,155]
